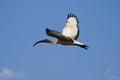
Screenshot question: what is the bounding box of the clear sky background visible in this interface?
[0,0,120,80]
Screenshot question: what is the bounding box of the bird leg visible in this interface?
[73,40,89,50]
[78,44,89,50]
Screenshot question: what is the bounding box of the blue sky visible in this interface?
[0,0,120,80]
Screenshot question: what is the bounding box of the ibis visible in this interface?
[33,13,89,50]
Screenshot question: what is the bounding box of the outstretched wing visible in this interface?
[46,28,72,41]
[62,13,79,40]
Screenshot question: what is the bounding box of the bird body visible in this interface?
[33,13,89,50]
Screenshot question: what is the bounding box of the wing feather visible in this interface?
[46,28,72,41]
[62,13,79,40]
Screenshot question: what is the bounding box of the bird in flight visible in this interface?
[33,13,89,50]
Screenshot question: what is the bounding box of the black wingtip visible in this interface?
[46,28,49,32]
[46,28,52,33]
[67,13,79,24]
[67,13,75,19]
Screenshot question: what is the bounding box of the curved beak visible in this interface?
[33,39,52,47]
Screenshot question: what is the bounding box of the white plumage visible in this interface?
[33,13,89,50]
[62,14,79,39]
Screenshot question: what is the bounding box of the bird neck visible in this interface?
[52,40,59,44]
